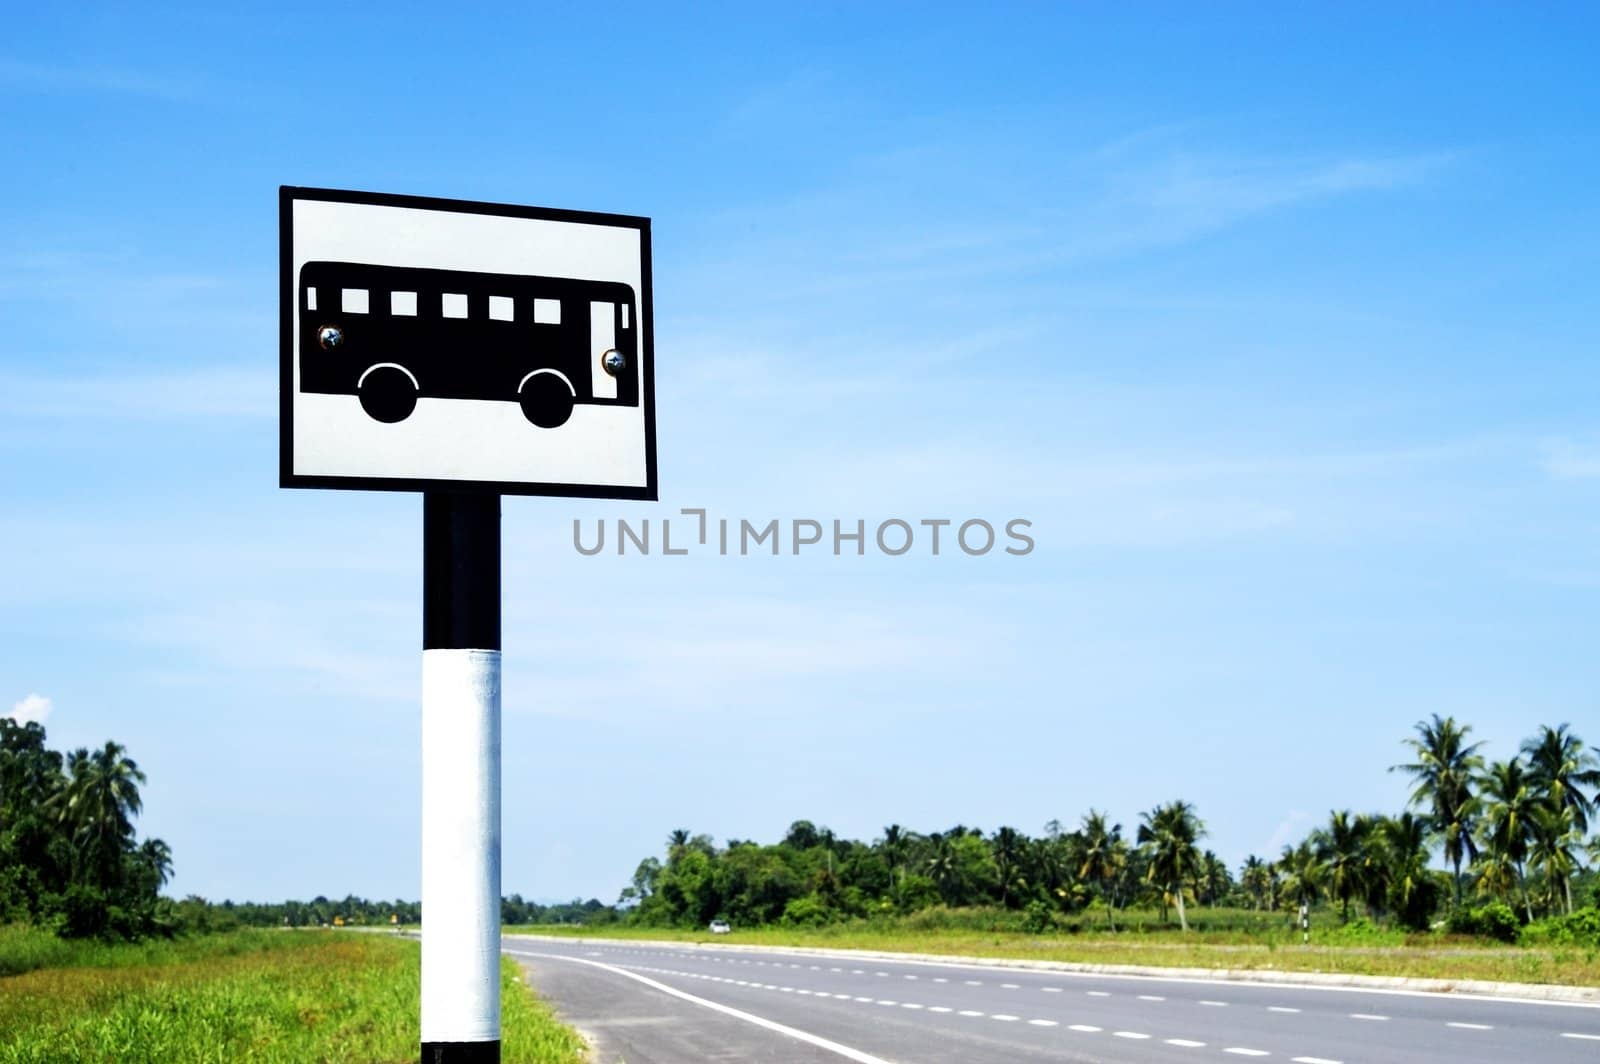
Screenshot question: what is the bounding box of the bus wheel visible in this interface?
[519,373,575,429]
[358,365,417,423]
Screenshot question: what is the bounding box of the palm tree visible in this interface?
[1478,758,1537,922]
[1278,840,1324,916]
[924,834,955,903]
[991,827,1027,909]
[1137,801,1206,931]
[1522,724,1600,836]
[881,824,906,906]
[1393,714,1484,907]
[1372,813,1430,919]
[1077,810,1123,930]
[136,837,174,890]
[1240,855,1270,911]
[1315,811,1371,923]
[51,742,146,887]
[1527,804,1582,915]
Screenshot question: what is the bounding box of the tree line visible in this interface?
[0,719,172,937]
[619,717,1600,936]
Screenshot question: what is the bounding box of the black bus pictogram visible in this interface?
[297,261,639,428]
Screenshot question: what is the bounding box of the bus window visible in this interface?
[342,289,369,314]
[391,291,418,316]
[442,293,468,319]
[591,301,617,401]
[489,295,514,321]
[533,298,560,325]
[306,287,317,311]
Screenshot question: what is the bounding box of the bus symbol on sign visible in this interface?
[297,263,640,429]
[280,187,656,500]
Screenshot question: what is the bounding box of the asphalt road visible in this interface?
[504,936,1600,1064]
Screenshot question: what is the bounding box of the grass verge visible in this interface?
[0,927,585,1063]
[506,919,1600,988]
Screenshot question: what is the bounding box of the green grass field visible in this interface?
[507,907,1600,988]
[0,928,585,1063]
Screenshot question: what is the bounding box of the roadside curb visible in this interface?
[502,933,1600,1006]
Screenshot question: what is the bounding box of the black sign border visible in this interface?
[279,186,658,501]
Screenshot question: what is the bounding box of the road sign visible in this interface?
[279,186,656,499]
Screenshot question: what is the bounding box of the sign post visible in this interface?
[421,492,501,1062]
[280,187,655,1064]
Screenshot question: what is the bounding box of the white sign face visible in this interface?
[280,187,656,499]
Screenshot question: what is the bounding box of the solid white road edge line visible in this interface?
[505,951,895,1064]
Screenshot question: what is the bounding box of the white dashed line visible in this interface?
[1292,1057,1342,1064]
[1447,1022,1492,1030]
[875,1000,896,1006]
[928,1006,953,1013]
[991,1014,1020,1022]
[1138,994,1165,1001]
[1268,1006,1300,1013]
[965,980,983,986]
[1029,1019,1058,1027]
[1224,1050,1269,1057]
[1349,1013,1388,1021]
[1041,986,1063,993]
[1113,1030,1151,1039]
[932,977,948,983]
[900,1003,922,1010]
[1087,990,1111,997]
[1200,1000,1228,1007]
[853,997,872,1003]
[903,974,918,980]
[1562,1033,1600,1041]
[958,1009,984,1017]
[1167,1038,1206,1047]
[1069,1024,1102,1033]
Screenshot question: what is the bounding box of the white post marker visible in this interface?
[421,647,501,1051]
[279,186,655,1064]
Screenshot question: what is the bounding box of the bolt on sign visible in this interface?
[279,186,657,499]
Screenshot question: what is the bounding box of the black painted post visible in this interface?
[420,492,502,1064]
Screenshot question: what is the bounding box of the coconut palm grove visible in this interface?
[616,715,1600,944]
[3,714,1598,946]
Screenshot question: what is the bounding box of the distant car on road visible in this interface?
[708,919,731,934]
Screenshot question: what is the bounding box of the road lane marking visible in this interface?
[1042,986,1063,992]
[1167,1039,1206,1047]
[900,1003,922,1009]
[1291,1057,1342,1063]
[1113,1031,1151,1039]
[1029,1019,1058,1027]
[1224,1050,1269,1057]
[1088,990,1111,997]
[928,1006,952,1013]
[1138,994,1165,1001]
[992,1014,1020,1022]
[1268,1007,1300,1013]
[853,996,872,1002]
[904,974,918,980]
[965,980,983,986]
[958,1009,984,1017]
[516,953,897,1064]
[1200,1000,1228,1007]
[932,977,948,983]
[1001,983,1020,989]
[1349,1013,1387,1021]
[1069,1024,1102,1032]
[875,1000,896,1006]
[1562,1033,1600,1040]
[1447,1022,1491,1030]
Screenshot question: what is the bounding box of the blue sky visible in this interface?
[3,4,1599,904]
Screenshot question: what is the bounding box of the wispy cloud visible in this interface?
[0,366,273,420]
[1540,436,1600,479]
[8,693,53,725]
[0,58,198,100]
